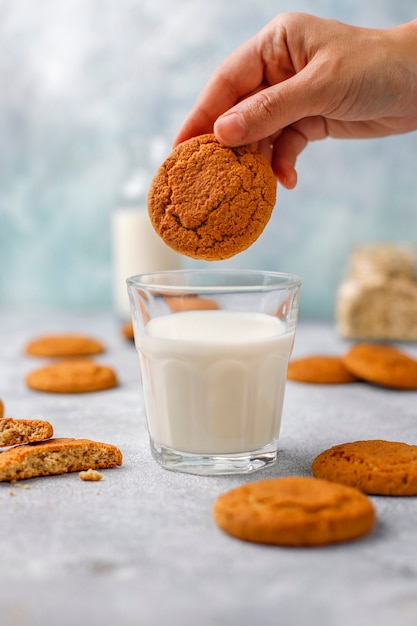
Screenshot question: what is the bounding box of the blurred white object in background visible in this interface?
[336,242,417,341]
[112,207,182,318]
[112,166,182,318]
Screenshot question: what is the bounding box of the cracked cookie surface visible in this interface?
[148,133,277,260]
[213,476,375,546]
[312,440,417,495]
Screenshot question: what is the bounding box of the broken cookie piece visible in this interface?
[0,437,122,482]
[0,417,53,447]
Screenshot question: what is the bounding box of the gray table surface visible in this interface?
[1,310,417,626]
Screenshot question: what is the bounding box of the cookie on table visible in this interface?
[0,438,122,482]
[0,418,53,447]
[0,399,3,419]
[25,334,105,358]
[312,439,417,496]
[213,476,375,547]
[342,343,417,389]
[165,294,218,313]
[287,355,358,384]
[26,359,118,394]
[121,321,134,341]
[148,133,277,261]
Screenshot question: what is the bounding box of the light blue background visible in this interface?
[1,0,416,319]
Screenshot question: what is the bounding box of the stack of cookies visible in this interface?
[336,242,417,341]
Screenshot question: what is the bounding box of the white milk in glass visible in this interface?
[138,310,294,455]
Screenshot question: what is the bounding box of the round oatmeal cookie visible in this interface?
[148,133,277,261]
[287,355,358,384]
[25,334,105,358]
[213,476,375,547]
[26,359,118,394]
[312,439,417,496]
[342,343,417,389]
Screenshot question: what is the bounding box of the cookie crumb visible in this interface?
[79,468,103,482]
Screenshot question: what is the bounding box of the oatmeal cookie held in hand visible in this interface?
[148,134,277,260]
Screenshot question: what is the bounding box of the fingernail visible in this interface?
[214,112,247,144]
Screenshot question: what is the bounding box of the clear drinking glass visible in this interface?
[127,269,302,475]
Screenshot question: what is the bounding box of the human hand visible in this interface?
[174,13,417,188]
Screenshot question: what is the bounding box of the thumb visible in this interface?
[214,69,323,145]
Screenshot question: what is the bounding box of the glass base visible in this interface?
[149,438,278,475]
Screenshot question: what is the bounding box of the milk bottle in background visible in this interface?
[112,209,181,318]
[112,152,182,319]
[127,270,302,475]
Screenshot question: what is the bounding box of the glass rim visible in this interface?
[126,269,302,293]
